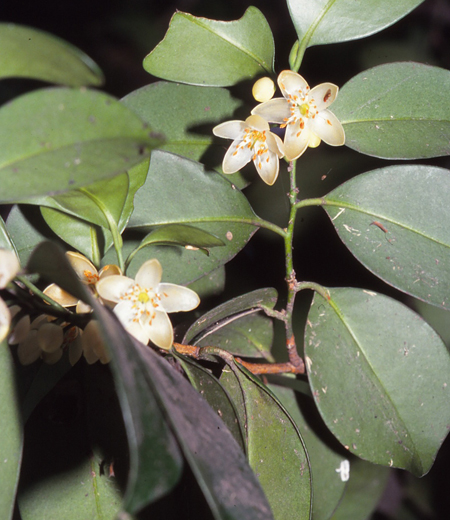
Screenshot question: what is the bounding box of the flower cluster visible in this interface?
[213,70,345,185]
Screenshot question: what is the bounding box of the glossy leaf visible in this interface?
[122,81,242,163]
[220,363,312,520]
[287,0,424,48]
[332,62,450,159]
[143,7,274,86]
[0,23,103,86]
[0,88,159,202]
[0,343,22,520]
[183,288,278,345]
[187,266,226,300]
[322,165,450,309]
[331,457,390,520]
[270,383,347,520]
[173,352,246,453]
[304,287,450,476]
[125,150,262,283]
[194,312,274,359]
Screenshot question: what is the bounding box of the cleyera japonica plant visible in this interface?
[1,0,450,518]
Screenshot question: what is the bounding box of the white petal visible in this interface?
[136,259,163,289]
[278,70,309,97]
[222,138,253,174]
[213,120,247,139]
[113,300,137,324]
[310,110,345,146]
[66,252,98,283]
[309,83,339,111]
[266,132,285,158]
[158,283,200,312]
[69,336,83,366]
[96,275,134,302]
[251,98,290,124]
[37,322,64,353]
[0,298,11,342]
[0,249,20,289]
[43,284,79,307]
[253,151,279,186]
[144,310,173,350]
[284,121,310,160]
[245,114,270,132]
[98,264,122,278]
[125,320,150,344]
[8,314,30,345]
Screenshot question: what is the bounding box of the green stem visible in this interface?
[16,276,68,313]
[78,188,124,271]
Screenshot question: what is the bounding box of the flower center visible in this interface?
[281,89,318,135]
[138,292,150,304]
[120,284,161,323]
[84,270,100,285]
[233,128,270,169]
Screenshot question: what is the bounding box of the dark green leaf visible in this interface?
[220,363,312,520]
[183,288,278,345]
[332,62,450,159]
[125,150,262,283]
[331,457,390,520]
[270,383,347,520]
[304,287,450,476]
[122,81,242,163]
[287,0,424,48]
[0,23,103,86]
[0,344,23,520]
[186,266,226,300]
[0,88,160,202]
[143,7,274,86]
[322,165,450,309]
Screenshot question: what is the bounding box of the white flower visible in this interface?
[213,114,285,186]
[96,259,200,350]
[252,70,345,161]
[44,251,121,312]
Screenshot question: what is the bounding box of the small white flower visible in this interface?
[213,114,285,186]
[96,259,200,350]
[252,70,345,161]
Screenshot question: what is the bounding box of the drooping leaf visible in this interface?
[0,23,103,86]
[0,88,160,202]
[0,344,23,520]
[124,150,263,283]
[332,62,450,159]
[183,288,278,345]
[304,287,450,477]
[330,457,390,520]
[321,165,450,309]
[287,0,424,49]
[122,81,242,164]
[220,362,312,520]
[270,383,347,520]
[143,7,274,86]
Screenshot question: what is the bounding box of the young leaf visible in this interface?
[287,0,424,49]
[143,7,275,86]
[332,62,450,159]
[0,344,23,520]
[220,363,312,520]
[304,287,450,477]
[321,165,450,309]
[0,88,160,202]
[125,150,263,283]
[183,288,278,345]
[0,23,103,86]
[122,81,242,163]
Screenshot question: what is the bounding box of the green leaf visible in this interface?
[304,287,450,476]
[0,88,160,203]
[143,7,275,86]
[122,81,242,163]
[220,363,312,520]
[332,62,450,159]
[0,216,16,253]
[128,224,225,262]
[0,344,23,520]
[330,458,390,520]
[0,23,103,86]
[183,288,278,345]
[124,150,263,283]
[287,0,424,49]
[322,165,450,309]
[270,383,347,520]
[186,266,226,300]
